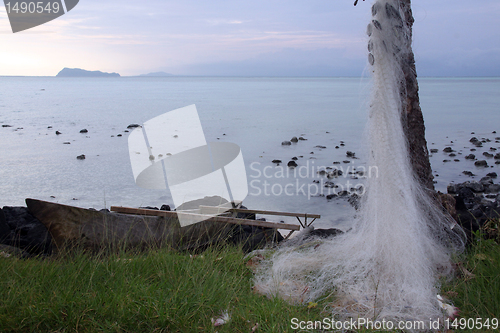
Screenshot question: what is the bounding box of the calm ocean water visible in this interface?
[1,77,499,229]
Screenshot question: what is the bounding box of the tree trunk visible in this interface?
[399,0,435,191]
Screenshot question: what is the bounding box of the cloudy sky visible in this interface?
[0,0,499,76]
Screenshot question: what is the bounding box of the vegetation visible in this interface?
[0,219,498,332]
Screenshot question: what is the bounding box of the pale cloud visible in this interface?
[0,0,498,76]
[205,19,246,25]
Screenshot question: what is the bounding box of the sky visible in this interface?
[0,0,499,77]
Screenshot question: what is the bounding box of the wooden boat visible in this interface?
[25,198,305,252]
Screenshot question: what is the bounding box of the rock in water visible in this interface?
[474,160,488,167]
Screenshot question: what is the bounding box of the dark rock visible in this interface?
[0,209,9,243]
[487,172,498,178]
[290,136,298,143]
[0,206,52,255]
[346,151,356,158]
[326,194,337,200]
[494,153,500,159]
[443,147,454,153]
[117,134,122,137]
[430,148,438,153]
[465,154,475,160]
[348,194,360,210]
[139,206,159,210]
[343,160,351,164]
[338,190,349,197]
[447,184,459,194]
[291,156,298,161]
[63,142,71,144]
[474,160,488,167]
[287,160,298,168]
[298,137,307,141]
[55,131,62,135]
[127,124,141,129]
[443,160,451,163]
[470,137,479,143]
[272,159,282,164]
[2,124,12,128]
[160,205,171,211]
[230,224,283,253]
[449,153,456,157]
[328,169,343,177]
[486,184,500,194]
[483,152,494,158]
[463,181,485,193]
[480,176,493,185]
[76,154,86,160]
[234,206,256,220]
[80,129,88,133]
[462,171,475,177]
[308,228,343,238]
[315,145,327,149]
[457,186,475,200]
[281,141,292,146]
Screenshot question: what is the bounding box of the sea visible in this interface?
[1,76,499,229]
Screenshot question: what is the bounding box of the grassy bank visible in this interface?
[0,245,326,332]
[0,224,499,332]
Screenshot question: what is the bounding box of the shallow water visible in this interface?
[1,76,499,229]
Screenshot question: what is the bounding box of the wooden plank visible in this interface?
[198,206,321,219]
[110,206,300,231]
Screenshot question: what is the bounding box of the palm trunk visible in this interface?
[398,0,435,191]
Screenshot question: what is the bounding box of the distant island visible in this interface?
[56,68,120,77]
[138,71,174,77]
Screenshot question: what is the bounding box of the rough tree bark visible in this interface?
[355,0,435,191]
[398,0,435,192]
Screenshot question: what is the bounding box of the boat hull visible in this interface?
[25,199,236,252]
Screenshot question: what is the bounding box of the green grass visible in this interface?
[0,245,328,333]
[0,222,499,333]
[440,223,500,332]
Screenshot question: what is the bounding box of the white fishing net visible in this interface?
[253,1,466,329]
